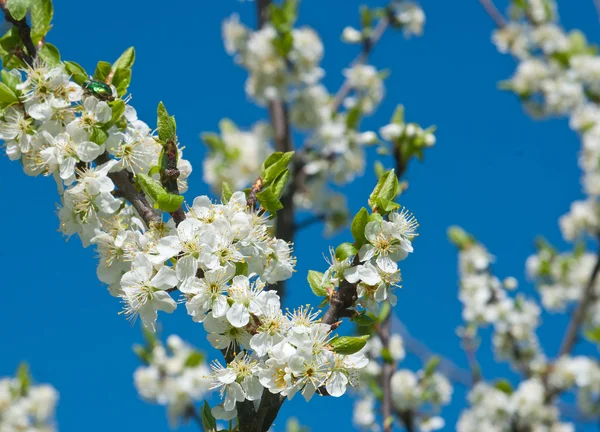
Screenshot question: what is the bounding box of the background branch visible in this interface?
[558,238,600,357]
[478,0,507,28]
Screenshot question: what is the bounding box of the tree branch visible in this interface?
[331,15,390,113]
[1,1,37,66]
[159,138,185,226]
[558,238,600,357]
[478,0,507,28]
[377,316,394,432]
[96,153,161,227]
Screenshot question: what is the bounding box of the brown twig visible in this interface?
[558,239,600,357]
[96,153,161,227]
[1,2,36,66]
[377,316,394,432]
[478,0,507,28]
[246,177,264,209]
[160,137,186,226]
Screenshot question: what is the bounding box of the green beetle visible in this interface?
[82,80,115,101]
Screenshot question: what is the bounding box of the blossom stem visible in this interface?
[478,0,507,28]
[331,14,389,113]
[96,152,161,227]
[558,238,600,357]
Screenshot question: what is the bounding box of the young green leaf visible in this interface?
[369,169,398,210]
[112,46,135,71]
[157,101,177,143]
[136,173,184,213]
[112,67,131,97]
[335,242,358,260]
[0,82,18,103]
[271,168,290,198]
[201,401,217,432]
[424,356,441,377]
[90,127,108,145]
[392,104,405,124]
[16,362,30,395]
[93,61,112,82]
[256,187,283,214]
[184,351,204,368]
[307,270,328,297]
[6,0,30,21]
[351,207,369,247]
[330,335,369,355]
[261,151,294,185]
[63,61,87,85]
[38,42,59,66]
[494,379,513,395]
[30,0,53,42]
[221,181,233,203]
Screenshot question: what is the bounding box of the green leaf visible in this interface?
[273,31,294,57]
[63,61,87,85]
[112,46,135,71]
[157,101,177,143]
[38,42,59,66]
[1,70,19,92]
[93,61,112,82]
[221,181,233,203]
[218,118,237,134]
[136,173,184,213]
[109,99,126,125]
[351,312,374,327]
[133,344,152,365]
[374,197,400,215]
[307,270,328,297]
[447,226,474,250]
[335,242,357,260]
[424,356,441,377]
[360,5,373,29]
[184,351,204,368]
[346,105,362,130]
[271,168,290,198]
[6,0,30,21]
[30,0,53,42]
[330,335,369,355]
[392,105,405,124]
[201,133,226,152]
[381,348,394,364]
[112,67,131,97]
[262,151,294,185]
[235,260,248,277]
[378,301,391,322]
[584,327,600,343]
[0,82,18,103]
[256,187,283,214]
[494,379,513,395]
[90,127,108,145]
[351,207,369,247]
[201,401,217,432]
[16,362,30,395]
[369,169,398,211]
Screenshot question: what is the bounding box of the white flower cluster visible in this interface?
[341,210,417,312]
[493,0,600,221]
[133,335,211,425]
[207,311,368,420]
[0,373,58,432]
[526,244,600,335]
[217,8,429,234]
[119,191,295,331]
[549,356,600,416]
[202,120,273,193]
[0,60,301,334]
[454,234,542,371]
[353,333,452,432]
[458,379,572,432]
[222,14,323,103]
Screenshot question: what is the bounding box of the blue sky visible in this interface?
[1,0,599,430]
